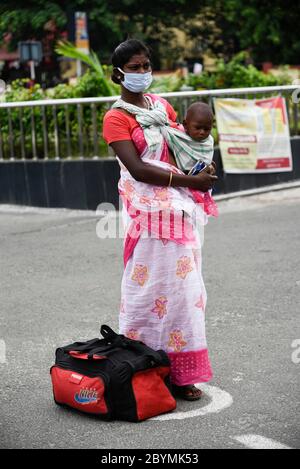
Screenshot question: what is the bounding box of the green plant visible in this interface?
[55,41,116,96]
[4,78,45,102]
[73,70,115,98]
[1,76,112,159]
[46,83,76,99]
[187,52,291,90]
[149,72,184,93]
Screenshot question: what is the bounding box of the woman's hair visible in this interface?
[111,39,151,84]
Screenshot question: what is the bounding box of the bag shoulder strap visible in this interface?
[58,325,169,366]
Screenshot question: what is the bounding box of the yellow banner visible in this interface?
[75,12,89,54]
[214,96,293,173]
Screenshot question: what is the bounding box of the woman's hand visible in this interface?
[191,169,218,192]
[110,140,218,191]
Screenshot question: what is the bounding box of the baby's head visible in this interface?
[183,102,214,141]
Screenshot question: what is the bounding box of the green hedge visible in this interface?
[186,52,290,90]
[0,70,119,159]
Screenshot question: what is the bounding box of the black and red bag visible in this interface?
[50,325,176,422]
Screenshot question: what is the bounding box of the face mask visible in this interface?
[117,67,153,93]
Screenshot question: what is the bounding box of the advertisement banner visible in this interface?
[75,12,89,54]
[214,96,293,173]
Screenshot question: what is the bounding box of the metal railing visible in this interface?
[0,85,299,160]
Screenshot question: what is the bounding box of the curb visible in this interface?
[213,180,300,202]
[0,205,98,217]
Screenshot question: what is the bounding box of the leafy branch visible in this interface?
[55,40,115,96]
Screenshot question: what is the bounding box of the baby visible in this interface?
[176,102,216,176]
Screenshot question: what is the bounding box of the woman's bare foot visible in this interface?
[172,384,202,401]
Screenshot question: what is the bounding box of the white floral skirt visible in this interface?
[119,234,213,386]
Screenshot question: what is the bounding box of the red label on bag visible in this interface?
[69,373,84,384]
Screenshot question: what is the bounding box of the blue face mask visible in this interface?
[117,67,153,93]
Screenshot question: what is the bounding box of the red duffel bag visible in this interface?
[50,325,176,421]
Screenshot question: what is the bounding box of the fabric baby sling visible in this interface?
[111,96,214,172]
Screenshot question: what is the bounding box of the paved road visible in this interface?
[0,188,299,449]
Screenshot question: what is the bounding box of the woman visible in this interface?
[103,39,218,401]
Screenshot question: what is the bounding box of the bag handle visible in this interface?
[64,338,101,353]
[66,326,123,358]
[64,325,164,365]
[102,325,158,353]
[100,325,129,348]
[86,344,119,359]
[100,325,163,363]
[62,327,119,355]
[100,325,121,342]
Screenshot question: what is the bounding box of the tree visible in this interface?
[0,2,66,48]
[193,0,300,65]
[1,0,299,70]
[0,1,207,68]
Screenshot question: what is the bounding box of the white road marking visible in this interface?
[151,383,233,421]
[233,434,292,449]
